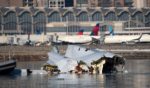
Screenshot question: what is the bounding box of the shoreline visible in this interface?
[0,43,150,61]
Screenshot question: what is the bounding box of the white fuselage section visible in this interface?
[104,34,150,44]
[57,34,150,44]
[58,35,100,44]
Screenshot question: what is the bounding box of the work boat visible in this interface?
[0,60,16,74]
[45,45,126,74]
[0,45,16,74]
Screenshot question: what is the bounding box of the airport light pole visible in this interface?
[128,13,131,35]
[66,16,69,35]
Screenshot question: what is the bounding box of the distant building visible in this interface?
[113,0,125,7]
[74,0,89,7]
[89,0,100,7]
[146,0,150,7]
[133,0,147,8]
[0,7,150,35]
[0,0,39,7]
[1,0,149,8]
[73,0,127,7]
[35,0,46,7]
[101,0,133,7]
[47,0,65,8]
[124,0,133,7]
[99,0,112,7]
[0,0,48,7]
[65,0,74,7]
[0,0,23,7]
[23,0,35,7]
[73,0,102,7]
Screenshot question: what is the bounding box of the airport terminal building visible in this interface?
[0,7,150,35]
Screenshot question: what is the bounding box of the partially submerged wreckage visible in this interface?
[43,45,125,74]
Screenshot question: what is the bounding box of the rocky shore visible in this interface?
[0,46,51,61]
[0,43,150,61]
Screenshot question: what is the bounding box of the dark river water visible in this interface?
[0,59,150,88]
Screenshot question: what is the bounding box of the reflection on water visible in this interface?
[0,60,150,88]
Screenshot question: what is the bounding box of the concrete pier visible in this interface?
[0,43,150,61]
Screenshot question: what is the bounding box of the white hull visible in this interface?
[57,34,150,44]
[104,34,150,44]
[58,35,100,44]
[0,34,49,45]
[0,34,149,45]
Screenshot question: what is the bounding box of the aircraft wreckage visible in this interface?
[42,45,126,74]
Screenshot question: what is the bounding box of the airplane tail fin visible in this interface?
[90,23,100,36]
[77,29,84,35]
